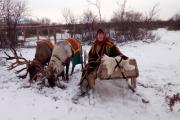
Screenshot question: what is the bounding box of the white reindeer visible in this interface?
[46,39,83,87]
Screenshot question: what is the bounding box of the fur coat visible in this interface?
[81,37,125,81]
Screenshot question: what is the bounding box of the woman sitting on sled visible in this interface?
[77,29,128,97]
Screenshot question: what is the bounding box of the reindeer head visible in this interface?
[27,60,44,81]
[45,64,57,87]
[45,60,65,87]
[4,48,44,81]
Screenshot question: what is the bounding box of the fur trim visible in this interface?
[101,54,135,76]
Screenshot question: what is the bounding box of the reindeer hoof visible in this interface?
[48,81,56,88]
[59,85,67,89]
[56,81,67,89]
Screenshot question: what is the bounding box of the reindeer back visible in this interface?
[35,40,54,65]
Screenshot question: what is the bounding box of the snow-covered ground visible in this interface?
[0,28,180,120]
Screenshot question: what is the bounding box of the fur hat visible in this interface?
[96,29,104,34]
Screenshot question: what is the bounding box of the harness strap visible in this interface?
[53,55,66,66]
[115,57,123,69]
[115,57,127,79]
[107,57,127,80]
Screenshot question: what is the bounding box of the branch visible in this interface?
[87,0,102,22]
[166,93,180,111]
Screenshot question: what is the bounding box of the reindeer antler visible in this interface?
[3,48,31,79]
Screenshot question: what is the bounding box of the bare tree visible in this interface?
[111,0,127,22]
[168,11,180,30]
[87,0,102,23]
[110,1,158,42]
[62,8,70,24]
[0,0,4,47]
[81,9,98,42]
[37,17,51,25]
[146,3,159,21]
[120,0,127,22]
[61,8,78,37]
[1,0,27,47]
[124,10,144,22]
[81,9,97,24]
[171,11,180,21]
[62,8,77,25]
[0,0,3,22]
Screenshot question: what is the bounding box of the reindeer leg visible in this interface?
[71,64,75,75]
[48,77,56,87]
[56,78,67,89]
[81,49,84,69]
[81,62,83,70]
[61,71,65,81]
[65,59,70,82]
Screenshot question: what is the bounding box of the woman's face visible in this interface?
[97,33,104,42]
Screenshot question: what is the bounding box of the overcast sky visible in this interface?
[26,0,180,23]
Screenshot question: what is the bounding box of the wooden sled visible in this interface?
[97,59,139,89]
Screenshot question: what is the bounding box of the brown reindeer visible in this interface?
[28,40,54,81]
[4,39,56,82]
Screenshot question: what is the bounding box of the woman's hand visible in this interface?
[121,55,128,60]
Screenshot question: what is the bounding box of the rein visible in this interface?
[52,54,66,66]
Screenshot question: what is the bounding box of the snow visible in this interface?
[0,28,180,120]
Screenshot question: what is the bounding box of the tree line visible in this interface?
[0,0,180,48]
[0,0,26,48]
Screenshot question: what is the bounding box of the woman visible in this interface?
[79,29,128,96]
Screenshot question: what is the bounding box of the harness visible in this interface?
[36,39,54,50]
[106,57,135,92]
[65,38,80,55]
[52,54,66,66]
[65,38,82,66]
[107,57,127,80]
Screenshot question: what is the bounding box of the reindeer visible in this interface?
[4,39,55,82]
[28,40,54,81]
[46,38,83,87]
